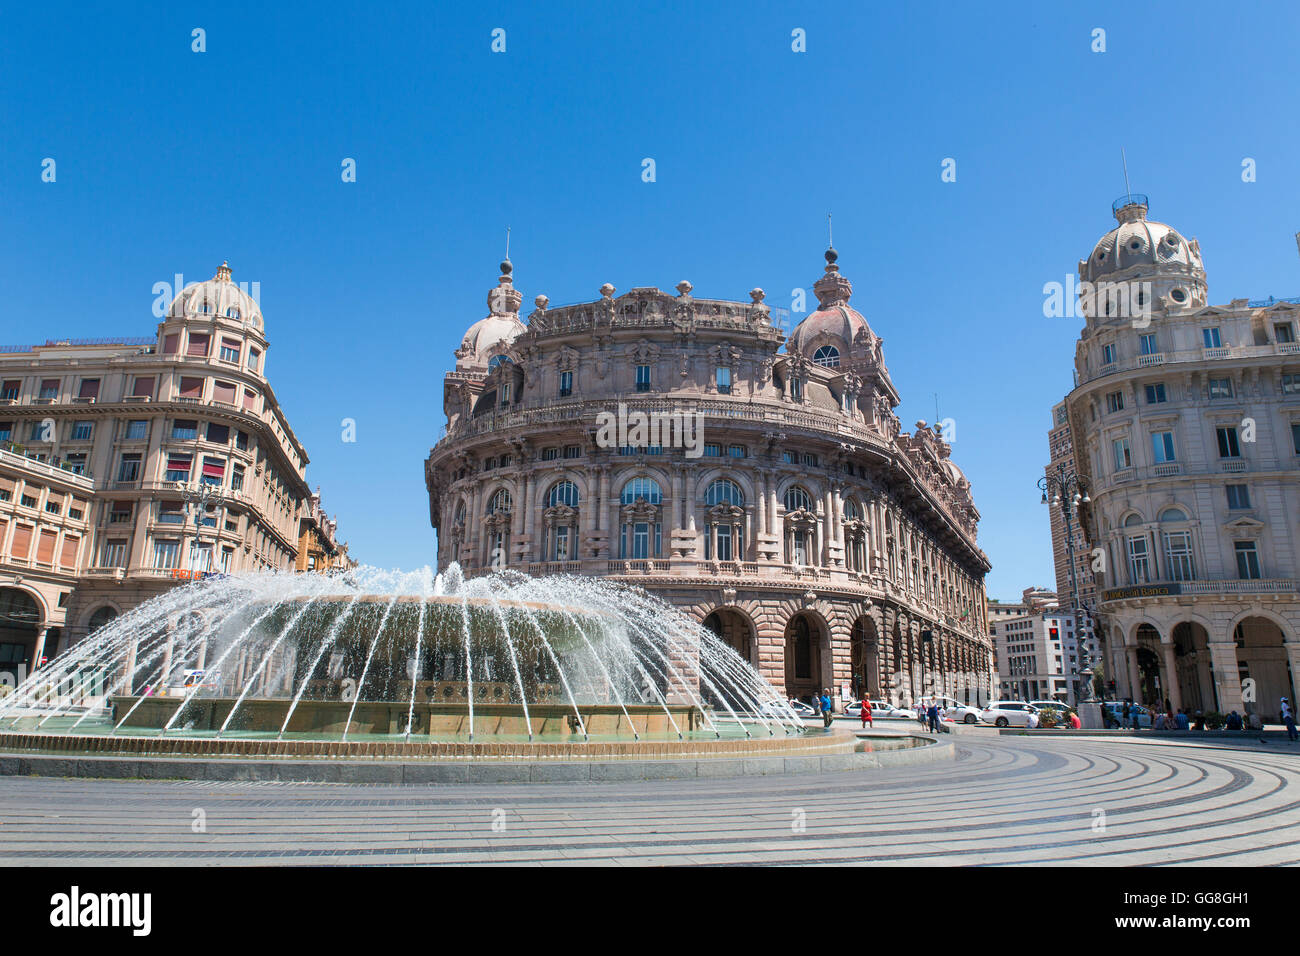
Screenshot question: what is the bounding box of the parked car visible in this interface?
[945,701,984,724]
[758,699,815,718]
[845,700,915,719]
[1101,701,1153,728]
[979,701,1040,727]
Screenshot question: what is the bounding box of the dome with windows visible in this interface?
[167,262,264,327]
[786,249,875,358]
[456,260,527,368]
[1080,195,1206,286]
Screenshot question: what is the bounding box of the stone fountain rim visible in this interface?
[266,593,614,618]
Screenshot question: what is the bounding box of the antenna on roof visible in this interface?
[827,213,833,249]
[1121,148,1132,198]
[505,226,511,260]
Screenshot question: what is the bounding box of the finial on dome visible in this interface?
[216,261,232,282]
[825,247,838,266]
[500,258,513,276]
[812,245,852,308]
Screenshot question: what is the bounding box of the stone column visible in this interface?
[744,505,755,560]
[824,488,835,565]
[1126,645,1143,703]
[1207,641,1244,713]
[1160,640,1181,711]
[755,474,767,537]
[30,627,49,671]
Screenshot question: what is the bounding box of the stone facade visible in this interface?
[1065,195,1300,721]
[425,250,994,708]
[0,263,349,669]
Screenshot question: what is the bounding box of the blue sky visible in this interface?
[3,1,1298,600]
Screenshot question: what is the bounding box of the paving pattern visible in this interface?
[1,735,1297,865]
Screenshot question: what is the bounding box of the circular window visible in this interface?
[1097,251,1107,261]
[1129,240,1142,250]
[1171,288,1187,303]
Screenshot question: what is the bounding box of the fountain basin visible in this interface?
[106,696,702,737]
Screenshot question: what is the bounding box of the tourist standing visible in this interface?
[1282,698,1297,742]
[1122,700,1131,729]
[819,689,833,728]
[927,702,939,733]
[861,697,872,730]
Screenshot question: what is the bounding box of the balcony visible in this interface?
[1220,459,1247,473]
[1101,578,1297,603]
[1137,353,1166,367]
[1152,463,1181,477]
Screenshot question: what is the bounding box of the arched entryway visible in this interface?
[702,608,756,667]
[783,612,830,705]
[1134,624,1165,707]
[850,616,881,700]
[1235,616,1293,723]
[0,587,44,674]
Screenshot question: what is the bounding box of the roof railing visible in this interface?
[1111,193,1149,214]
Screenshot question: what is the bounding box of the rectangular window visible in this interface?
[231,466,245,491]
[1127,535,1150,584]
[1101,343,1116,365]
[554,526,570,561]
[802,452,818,466]
[562,444,580,459]
[1143,383,1166,404]
[162,333,179,354]
[636,365,651,392]
[206,423,229,444]
[187,333,210,357]
[59,535,79,569]
[1202,327,1222,348]
[35,529,57,565]
[212,381,237,405]
[1106,391,1124,413]
[1235,541,1261,579]
[1209,378,1234,399]
[165,454,192,482]
[179,376,203,400]
[153,539,181,570]
[77,378,100,400]
[1151,431,1176,463]
[1163,531,1195,582]
[1226,484,1251,510]
[201,456,225,485]
[728,444,747,458]
[1112,437,1132,470]
[235,430,249,451]
[220,338,241,363]
[131,376,155,398]
[171,419,197,440]
[1,380,19,401]
[38,379,59,399]
[44,499,61,515]
[116,454,141,483]
[29,421,48,442]
[558,371,573,397]
[1216,426,1241,458]
[242,388,258,411]
[716,367,731,394]
[1292,423,1300,455]
[247,349,260,371]
[782,450,797,464]
[703,443,722,457]
[71,421,93,441]
[100,539,128,568]
[499,383,511,407]
[1275,324,1295,344]
[541,447,559,461]
[125,419,148,440]
[1139,333,1158,355]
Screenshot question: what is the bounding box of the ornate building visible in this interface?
[0,263,350,672]
[425,249,993,708]
[1066,194,1300,722]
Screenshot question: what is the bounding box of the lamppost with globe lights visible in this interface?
[176,480,224,580]
[1037,463,1099,705]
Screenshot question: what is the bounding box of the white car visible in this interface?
[849,700,916,720]
[979,701,1040,727]
[945,701,984,724]
[764,699,817,718]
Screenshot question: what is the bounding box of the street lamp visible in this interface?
[176,480,223,580]
[1037,463,1098,705]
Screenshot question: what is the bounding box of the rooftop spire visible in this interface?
[216,260,232,282]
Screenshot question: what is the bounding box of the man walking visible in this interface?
[927,701,939,733]
[1282,697,1297,742]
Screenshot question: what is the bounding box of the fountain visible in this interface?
[0,565,818,759]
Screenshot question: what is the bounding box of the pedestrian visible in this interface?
[1132,704,1142,731]
[927,702,939,733]
[819,688,833,728]
[1122,699,1131,729]
[1175,709,1189,731]
[917,701,928,730]
[861,696,872,730]
[1282,697,1297,742]
[1226,710,1243,730]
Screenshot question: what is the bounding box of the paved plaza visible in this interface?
[0,733,1296,866]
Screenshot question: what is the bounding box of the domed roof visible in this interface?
[941,457,968,487]
[786,248,875,355]
[168,262,263,327]
[1081,196,1205,285]
[456,260,526,367]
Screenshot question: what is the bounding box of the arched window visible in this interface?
[454,502,466,525]
[843,498,860,520]
[620,477,662,505]
[813,345,840,368]
[488,355,511,370]
[547,481,580,508]
[705,479,744,506]
[486,489,512,514]
[784,487,812,512]
[226,307,240,319]
[1123,512,1143,527]
[1158,507,1187,522]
